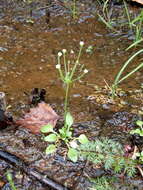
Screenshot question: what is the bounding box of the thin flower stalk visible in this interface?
[64,82,70,118]
[73,69,88,82]
[56,41,88,118]
[70,42,84,79]
[62,49,67,74]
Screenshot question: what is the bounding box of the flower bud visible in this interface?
[58,52,62,57]
[80,41,84,46]
[70,50,74,54]
[56,64,61,69]
[83,69,88,73]
[62,49,67,54]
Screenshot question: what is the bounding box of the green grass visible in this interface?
[111,49,143,98]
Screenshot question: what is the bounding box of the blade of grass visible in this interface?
[97,13,115,31]
[126,38,143,51]
[118,62,143,84]
[114,49,143,86]
[123,0,133,30]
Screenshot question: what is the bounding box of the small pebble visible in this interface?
[102,104,110,110]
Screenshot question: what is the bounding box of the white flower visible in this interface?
[70,49,74,54]
[62,49,67,54]
[58,52,62,57]
[69,140,78,149]
[80,41,84,46]
[56,64,61,69]
[83,69,88,73]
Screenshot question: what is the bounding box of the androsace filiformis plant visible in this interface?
[41,41,89,162]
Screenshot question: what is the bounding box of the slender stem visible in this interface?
[6,172,17,190]
[112,49,143,98]
[77,45,83,63]
[123,0,132,30]
[118,62,143,84]
[72,0,76,19]
[67,60,70,73]
[111,84,117,98]
[58,57,64,81]
[97,13,115,31]
[114,49,143,87]
[64,82,70,119]
[63,53,67,74]
[103,0,109,20]
[137,165,143,177]
[73,72,86,82]
[126,38,143,51]
[70,45,83,79]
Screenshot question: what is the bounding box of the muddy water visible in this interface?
[0,0,142,120]
[0,1,143,189]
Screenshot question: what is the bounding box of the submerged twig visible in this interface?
[0,150,68,190]
[29,169,68,190]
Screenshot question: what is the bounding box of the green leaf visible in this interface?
[136,120,143,128]
[45,145,56,154]
[68,148,78,162]
[65,112,74,127]
[59,127,66,137]
[78,134,89,144]
[66,131,72,138]
[40,124,54,133]
[135,152,140,157]
[141,151,143,156]
[130,129,143,136]
[44,134,57,142]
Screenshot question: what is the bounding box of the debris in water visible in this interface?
[24,88,46,105]
[16,102,59,134]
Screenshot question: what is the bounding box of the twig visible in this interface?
[131,146,138,160]
[0,150,69,190]
[136,165,143,177]
[131,146,143,177]
[29,169,68,190]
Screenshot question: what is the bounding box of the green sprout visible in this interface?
[123,0,143,49]
[41,114,89,162]
[96,0,116,31]
[6,171,17,190]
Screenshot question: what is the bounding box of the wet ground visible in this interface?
[0,0,143,189]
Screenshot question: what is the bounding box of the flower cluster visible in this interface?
[56,41,88,84]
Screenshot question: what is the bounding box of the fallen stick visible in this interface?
[0,150,69,190]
